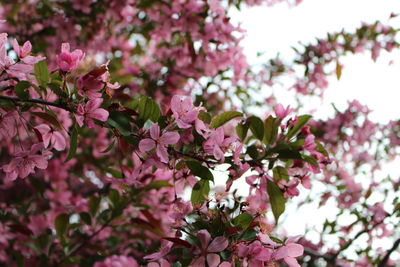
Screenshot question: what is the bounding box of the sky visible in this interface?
[232,0,400,123]
[227,0,400,260]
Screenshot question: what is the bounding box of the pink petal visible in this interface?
[208,236,228,253]
[61,43,70,53]
[159,132,180,145]
[86,98,103,111]
[286,243,303,257]
[139,139,155,152]
[52,132,66,151]
[206,253,220,267]
[30,155,48,169]
[197,230,211,250]
[150,124,160,140]
[284,256,301,267]
[90,108,109,122]
[156,145,169,163]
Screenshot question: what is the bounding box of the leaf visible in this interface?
[267,180,286,224]
[336,61,342,80]
[145,180,172,191]
[191,179,210,205]
[198,110,211,124]
[65,125,78,162]
[79,212,92,225]
[15,81,31,100]
[100,140,115,153]
[247,116,264,141]
[34,60,49,88]
[186,161,214,181]
[315,141,329,158]
[273,166,289,182]
[48,82,67,98]
[210,111,242,129]
[31,112,62,130]
[163,237,192,248]
[236,122,249,141]
[108,110,132,136]
[138,96,161,123]
[55,213,70,237]
[263,116,279,146]
[286,115,312,140]
[302,154,319,168]
[88,196,101,217]
[232,213,253,229]
[108,189,120,207]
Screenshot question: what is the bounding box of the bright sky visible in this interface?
[232,0,400,123]
[227,0,400,260]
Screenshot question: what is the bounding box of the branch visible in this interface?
[378,237,400,267]
[0,95,72,112]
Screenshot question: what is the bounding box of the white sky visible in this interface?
[227,0,400,261]
[232,0,400,123]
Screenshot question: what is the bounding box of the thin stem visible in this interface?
[377,237,400,267]
[0,95,72,111]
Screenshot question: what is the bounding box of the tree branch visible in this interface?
[0,95,72,112]
[378,237,400,267]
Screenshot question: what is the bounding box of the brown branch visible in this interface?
[377,237,400,267]
[0,95,73,112]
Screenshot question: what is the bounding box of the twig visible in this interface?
[0,95,72,111]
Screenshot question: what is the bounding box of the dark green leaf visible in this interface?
[88,196,101,217]
[210,111,242,129]
[79,212,91,225]
[31,112,62,130]
[301,154,319,168]
[100,140,115,153]
[273,166,289,182]
[263,116,279,146]
[34,60,49,88]
[198,110,211,124]
[286,115,312,140]
[55,213,69,237]
[65,125,78,162]
[186,161,214,181]
[232,213,253,229]
[191,179,210,205]
[15,81,31,100]
[48,82,67,98]
[267,180,286,224]
[236,122,249,141]
[247,116,264,141]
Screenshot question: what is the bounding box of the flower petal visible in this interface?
[159,132,180,145]
[208,236,228,253]
[139,139,155,152]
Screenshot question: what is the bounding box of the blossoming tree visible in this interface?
[0,0,399,266]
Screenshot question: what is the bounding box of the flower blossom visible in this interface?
[35,124,66,151]
[191,230,229,267]
[12,39,45,64]
[274,104,293,119]
[203,128,236,162]
[57,43,84,72]
[272,237,304,267]
[93,255,139,267]
[75,98,109,128]
[1,143,50,181]
[139,124,180,163]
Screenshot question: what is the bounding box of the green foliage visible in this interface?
[267,180,286,224]
[210,111,242,129]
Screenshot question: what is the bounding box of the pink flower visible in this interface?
[303,134,316,152]
[77,64,119,99]
[171,95,199,129]
[278,179,300,198]
[273,237,304,267]
[191,230,229,267]
[144,241,172,262]
[94,255,138,267]
[35,124,66,151]
[139,124,180,163]
[274,104,292,119]
[203,128,236,162]
[57,43,84,72]
[12,39,45,64]
[2,143,49,181]
[0,110,17,140]
[237,241,272,266]
[75,98,109,128]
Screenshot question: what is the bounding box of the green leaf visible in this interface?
[210,111,242,129]
[232,213,253,229]
[301,154,319,168]
[79,212,91,225]
[263,116,279,146]
[273,166,289,182]
[186,161,214,182]
[108,110,132,136]
[247,116,264,141]
[145,180,172,191]
[236,122,249,141]
[55,213,70,237]
[315,141,329,158]
[286,115,312,140]
[65,125,78,162]
[138,96,161,123]
[31,112,62,130]
[191,179,210,205]
[48,82,67,98]
[34,60,49,88]
[108,189,120,207]
[15,81,31,100]
[88,196,101,217]
[267,180,286,224]
[198,110,211,124]
[100,140,115,153]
